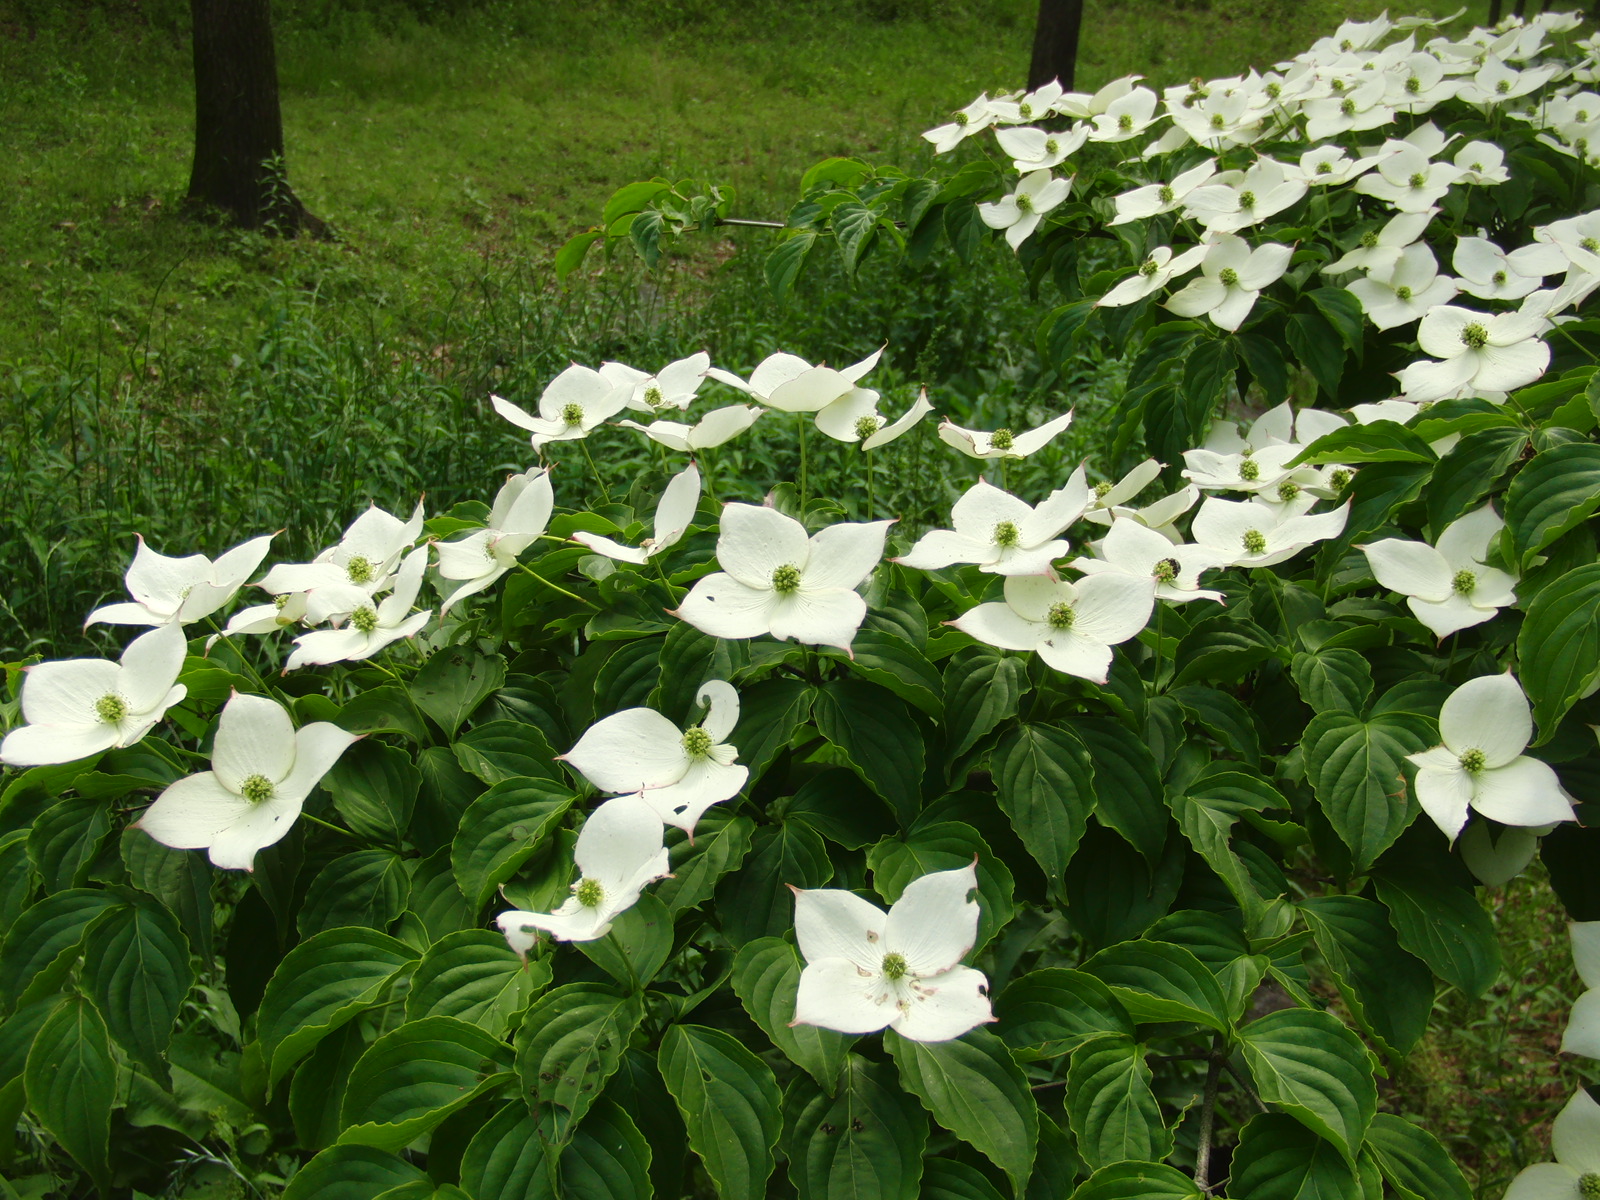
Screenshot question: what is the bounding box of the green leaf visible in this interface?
[0,888,124,1015]
[1294,421,1437,465]
[942,649,1026,763]
[994,968,1135,1060]
[1518,563,1600,739]
[515,983,644,1143]
[659,1024,783,1200]
[23,995,113,1193]
[1302,711,1433,873]
[730,678,815,784]
[767,231,818,302]
[555,229,602,285]
[1308,287,1365,351]
[338,1015,514,1151]
[1067,1035,1172,1169]
[338,685,430,743]
[405,929,549,1037]
[1287,311,1344,401]
[281,1144,429,1200]
[453,720,562,786]
[886,1028,1037,1194]
[602,179,671,226]
[1504,442,1600,566]
[628,209,664,268]
[27,795,111,893]
[1364,1112,1472,1200]
[410,647,506,736]
[648,621,748,726]
[782,1056,927,1200]
[562,1099,653,1200]
[290,1022,367,1152]
[459,1101,553,1200]
[922,1159,1008,1200]
[784,770,895,849]
[732,937,853,1090]
[832,200,878,274]
[1426,426,1529,531]
[1169,783,1275,930]
[299,849,410,937]
[813,679,925,821]
[1172,615,1278,688]
[575,892,674,988]
[81,897,192,1078]
[656,813,755,914]
[717,819,833,945]
[1075,718,1167,864]
[1290,649,1374,715]
[992,724,1094,895]
[841,629,943,719]
[322,740,421,845]
[0,831,34,934]
[1082,939,1232,1032]
[451,778,575,910]
[1069,1161,1203,1200]
[1238,1008,1378,1160]
[1373,873,1502,998]
[1170,685,1262,768]
[1230,1113,1361,1200]
[257,927,418,1088]
[866,822,1015,953]
[1299,896,1432,1058]
[121,831,212,961]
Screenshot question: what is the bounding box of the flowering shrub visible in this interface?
[5,8,1600,1199]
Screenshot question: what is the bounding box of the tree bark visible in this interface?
[1028,0,1085,93]
[186,0,325,235]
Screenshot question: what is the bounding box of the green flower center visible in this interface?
[1094,481,1114,498]
[771,563,802,594]
[682,726,714,757]
[1219,267,1240,287]
[1239,190,1257,209]
[1239,457,1261,481]
[1045,138,1060,154]
[94,693,127,724]
[274,593,291,610]
[1360,230,1380,248]
[1495,78,1511,94]
[954,110,970,126]
[1406,76,1422,93]
[855,415,882,440]
[1461,323,1490,350]
[1331,78,1347,93]
[1493,270,1507,285]
[1047,601,1075,629]
[1266,82,1282,99]
[1277,480,1301,502]
[1118,113,1134,131]
[1395,285,1413,301]
[1153,558,1179,583]
[1471,161,1484,173]
[881,952,909,980]
[1583,237,1600,254]
[1317,161,1333,175]
[990,428,1015,451]
[1140,257,1160,277]
[1580,109,1592,122]
[1211,113,1226,129]
[1018,102,1034,120]
[351,606,380,635]
[1340,97,1357,116]
[1014,192,1035,214]
[1459,747,1487,773]
[1577,1174,1600,1199]
[1453,569,1477,596]
[1158,185,1175,204]
[1408,171,1427,189]
[1329,468,1353,490]
[1339,37,1353,50]
[575,877,605,908]
[345,555,375,585]
[239,774,275,804]
[644,385,665,408]
[1242,529,1268,555]
[993,521,1021,548]
[561,403,585,426]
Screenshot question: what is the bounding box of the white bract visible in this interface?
[573,463,700,565]
[1502,1088,1600,1200]
[1098,245,1208,307]
[137,692,358,871]
[492,364,629,449]
[562,680,745,835]
[1108,161,1216,225]
[1360,504,1517,638]
[1454,235,1566,301]
[256,501,424,598]
[1324,209,1436,275]
[1190,495,1350,567]
[994,124,1088,172]
[1396,304,1551,403]
[619,404,764,452]
[813,387,934,449]
[675,504,893,653]
[1353,142,1466,211]
[937,411,1073,460]
[435,467,554,614]
[1164,235,1293,332]
[950,573,1154,684]
[87,534,274,629]
[601,352,710,414]
[1182,157,1307,233]
[1072,518,1228,603]
[1406,673,1576,841]
[979,170,1073,249]
[495,794,670,947]
[1347,241,1459,329]
[791,862,993,1043]
[709,348,882,415]
[284,547,432,669]
[0,624,189,767]
[895,476,1088,577]
[1561,922,1600,1060]
[923,95,997,153]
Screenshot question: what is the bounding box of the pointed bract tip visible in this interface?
[785,882,806,896]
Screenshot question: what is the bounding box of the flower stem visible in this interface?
[579,437,613,505]
[517,562,598,609]
[301,812,362,842]
[797,414,810,507]
[865,449,876,519]
[1193,1033,1226,1195]
[653,555,682,606]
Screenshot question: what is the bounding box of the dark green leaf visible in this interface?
[1373,873,1502,998]
[299,849,410,937]
[459,1101,553,1200]
[26,795,112,894]
[410,647,506,736]
[281,1144,429,1200]
[767,231,819,302]
[405,929,549,1037]
[1302,711,1432,873]
[451,778,575,910]
[1238,1008,1377,1159]
[555,230,602,285]
[23,995,113,1193]
[1300,896,1432,1058]
[943,649,1026,764]
[1290,650,1373,715]
[841,630,943,719]
[866,821,1015,953]
[729,678,816,784]
[659,1024,783,1200]
[323,740,420,845]
[453,720,563,786]
[0,888,124,1015]
[1230,1113,1361,1200]
[782,1056,927,1200]
[1518,563,1600,739]
[1364,1112,1472,1200]
[515,984,644,1142]
[120,831,212,961]
[733,937,853,1089]
[1082,939,1231,1032]
[562,1099,653,1200]
[82,897,192,1077]
[656,813,755,914]
[814,679,925,821]
[717,819,833,945]
[1067,1035,1171,1169]
[995,968,1135,1060]
[575,892,674,987]
[1294,422,1437,465]
[1075,719,1167,865]
[992,724,1094,895]
[1504,442,1600,567]
[1426,427,1529,531]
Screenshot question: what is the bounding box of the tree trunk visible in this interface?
[186,0,325,235]
[1028,0,1085,93]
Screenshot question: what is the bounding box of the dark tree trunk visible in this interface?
[186,0,325,235]
[1028,0,1085,93]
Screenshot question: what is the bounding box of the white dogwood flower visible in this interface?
[708,348,882,415]
[994,124,1088,172]
[601,352,710,414]
[1165,236,1293,332]
[1324,209,1436,275]
[1354,142,1467,211]
[1072,518,1228,603]
[813,387,934,448]
[1406,673,1576,841]
[0,624,189,767]
[937,411,1073,460]
[573,463,700,565]
[87,534,275,629]
[1503,1089,1600,1200]
[895,476,1088,577]
[1347,242,1459,330]
[256,501,424,598]
[923,94,997,153]
[1098,245,1209,307]
[1361,504,1517,638]
[979,170,1074,249]
[435,467,554,614]
[492,365,629,449]
[1182,157,1307,233]
[1396,304,1551,403]
[1454,236,1566,301]
[791,862,993,1043]
[562,680,745,835]
[1292,145,1379,186]
[619,404,764,452]
[1108,160,1217,225]
[1560,922,1600,1060]
[950,573,1154,684]
[285,547,432,669]
[136,692,358,871]
[1190,495,1350,567]
[674,504,893,653]
[495,794,670,946]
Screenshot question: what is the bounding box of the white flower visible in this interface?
[1190,495,1350,567]
[937,411,1073,460]
[791,863,993,1043]
[136,692,358,871]
[284,547,432,669]
[950,574,1154,684]
[1084,86,1162,143]
[1360,505,1517,638]
[1291,145,1379,186]
[86,534,275,629]
[600,352,710,414]
[1534,211,1600,274]
[1405,673,1576,841]
[1458,820,1541,887]
[256,501,425,598]
[895,476,1088,577]
[573,463,700,565]
[495,794,671,947]
[994,124,1088,172]
[1396,304,1551,403]
[979,170,1074,250]
[1164,235,1293,332]
[1347,242,1459,330]
[1182,157,1307,233]
[674,504,893,653]
[1182,443,1314,494]
[1451,139,1511,185]
[1097,244,1208,307]
[224,591,309,638]
[1454,235,1567,301]
[1072,518,1228,603]
[988,81,1066,124]
[813,387,934,448]
[1457,56,1560,107]
[1201,399,1348,454]
[562,680,745,835]
[619,404,764,452]
[1560,922,1600,1060]
[1353,143,1466,212]
[1108,161,1217,225]
[491,364,629,449]
[1502,1089,1600,1200]
[707,347,882,414]
[1303,76,1394,141]
[1082,460,1163,524]
[0,624,189,767]
[1324,209,1436,275]
[435,467,554,613]
[923,94,997,153]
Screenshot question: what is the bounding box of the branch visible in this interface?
[1193,1033,1226,1195]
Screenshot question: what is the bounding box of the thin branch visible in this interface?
[1226,1060,1269,1113]
[1193,1033,1227,1195]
